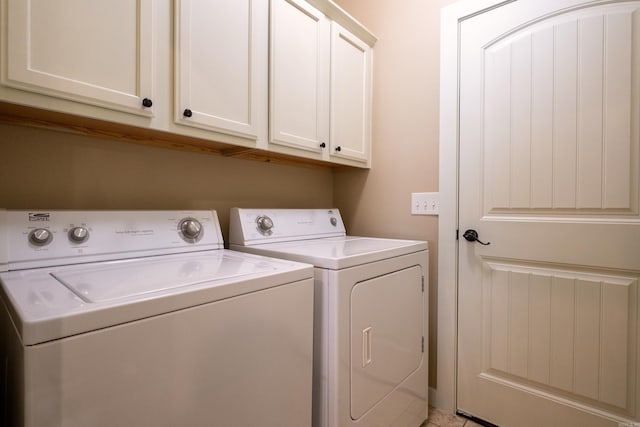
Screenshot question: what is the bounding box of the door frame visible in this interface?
[437,0,515,413]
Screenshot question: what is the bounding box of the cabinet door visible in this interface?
[175,0,267,141]
[270,0,330,154]
[330,22,372,163]
[3,0,153,116]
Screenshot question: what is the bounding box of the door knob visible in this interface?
[463,229,490,245]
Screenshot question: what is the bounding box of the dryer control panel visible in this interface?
[229,208,347,246]
[0,210,223,271]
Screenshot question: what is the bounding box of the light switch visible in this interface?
[411,192,439,215]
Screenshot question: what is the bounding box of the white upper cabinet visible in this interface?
[175,0,268,143]
[0,0,374,167]
[2,0,154,116]
[269,0,375,167]
[330,22,372,163]
[269,0,331,154]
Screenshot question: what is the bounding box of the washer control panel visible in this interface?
[0,210,223,271]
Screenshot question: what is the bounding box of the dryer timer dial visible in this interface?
[256,215,274,235]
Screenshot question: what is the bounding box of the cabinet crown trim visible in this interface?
[305,0,377,46]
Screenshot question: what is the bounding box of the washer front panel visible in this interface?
[0,250,313,345]
[5,278,314,427]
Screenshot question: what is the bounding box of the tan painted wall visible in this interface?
[0,123,333,241]
[1,0,455,396]
[333,0,458,389]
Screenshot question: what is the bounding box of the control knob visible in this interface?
[68,226,90,243]
[179,218,202,242]
[29,228,52,246]
[256,215,274,235]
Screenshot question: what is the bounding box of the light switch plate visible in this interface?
[411,192,439,215]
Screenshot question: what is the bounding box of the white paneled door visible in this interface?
[457,1,640,426]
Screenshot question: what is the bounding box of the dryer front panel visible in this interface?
[350,265,424,420]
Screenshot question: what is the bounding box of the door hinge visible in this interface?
[421,336,425,353]
[456,229,459,240]
[421,276,425,292]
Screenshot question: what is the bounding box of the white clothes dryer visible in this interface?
[0,209,314,427]
[229,208,429,427]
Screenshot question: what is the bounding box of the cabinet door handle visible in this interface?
[319,142,326,148]
[335,146,342,152]
[142,98,153,108]
[183,109,193,118]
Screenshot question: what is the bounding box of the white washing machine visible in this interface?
[229,208,429,427]
[0,209,314,427]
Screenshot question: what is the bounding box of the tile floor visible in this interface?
[422,407,484,427]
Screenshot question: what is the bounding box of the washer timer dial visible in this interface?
[68,226,90,244]
[29,228,52,246]
[179,218,203,242]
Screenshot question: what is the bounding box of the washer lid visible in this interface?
[0,250,313,345]
[231,236,428,270]
[51,252,272,303]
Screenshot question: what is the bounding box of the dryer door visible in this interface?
[350,265,424,420]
